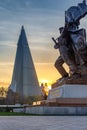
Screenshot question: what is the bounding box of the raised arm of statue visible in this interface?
[65,0,87,29]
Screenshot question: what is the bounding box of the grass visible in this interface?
[0,112,34,116]
[0,112,86,116]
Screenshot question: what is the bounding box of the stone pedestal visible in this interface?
[48,85,87,99]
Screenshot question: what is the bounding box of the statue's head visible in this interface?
[59,27,64,34]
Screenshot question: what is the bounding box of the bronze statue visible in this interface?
[52,0,87,83]
[65,0,87,66]
[52,27,80,75]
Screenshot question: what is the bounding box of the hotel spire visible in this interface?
[10,26,41,97]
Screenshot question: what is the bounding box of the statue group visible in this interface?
[52,0,87,85]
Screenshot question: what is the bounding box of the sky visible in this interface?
[0,0,87,87]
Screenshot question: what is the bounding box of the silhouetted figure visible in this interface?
[41,83,48,100]
[52,27,80,79]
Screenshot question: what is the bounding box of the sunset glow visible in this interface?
[0,0,85,88]
[39,79,52,85]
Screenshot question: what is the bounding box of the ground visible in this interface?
[0,116,87,130]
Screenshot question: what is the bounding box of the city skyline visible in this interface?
[0,0,87,87]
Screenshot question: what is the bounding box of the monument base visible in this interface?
[48,84,87,99]
[13,84,87,115]
[25,106,87,115]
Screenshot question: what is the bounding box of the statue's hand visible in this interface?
[54,44,59,49]
[52,37,55,41]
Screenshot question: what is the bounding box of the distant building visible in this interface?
[9,26,41,98]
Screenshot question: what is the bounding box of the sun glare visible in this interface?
[39,79,52,85]
[48,85,51,90]
[39,79,52,90]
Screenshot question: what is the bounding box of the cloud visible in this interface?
[35,62,53,66]
[0,62,13,66]
[0,42,16,47]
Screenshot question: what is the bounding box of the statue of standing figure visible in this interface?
[52,0,87,83]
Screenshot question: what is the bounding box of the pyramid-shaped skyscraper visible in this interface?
[10,26,41,97]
